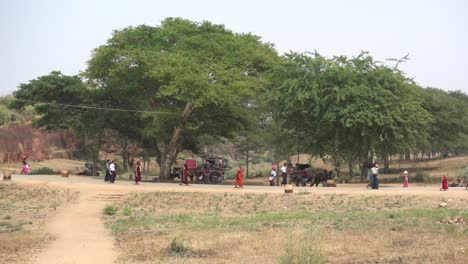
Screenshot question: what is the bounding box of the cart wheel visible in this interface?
[209,171,223,184]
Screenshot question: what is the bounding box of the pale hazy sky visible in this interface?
[1,0,467,95]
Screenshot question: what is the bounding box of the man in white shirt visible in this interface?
[370,163,379,189]
[109,161,116,183]
[280,163,288,186]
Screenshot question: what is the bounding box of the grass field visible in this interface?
[103,190,468,263]
[0,183,78,264]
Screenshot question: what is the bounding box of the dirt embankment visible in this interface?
[0,124,75,163]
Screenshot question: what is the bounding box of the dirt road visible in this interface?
[32,187,119,264]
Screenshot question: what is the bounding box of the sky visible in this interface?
[1,0,467,95]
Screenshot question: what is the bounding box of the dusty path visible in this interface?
[33,188,120,264]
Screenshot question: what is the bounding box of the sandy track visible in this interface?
[32,188,119,264]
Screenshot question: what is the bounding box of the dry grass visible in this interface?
[103,190,468,264]
[0,182,78,263]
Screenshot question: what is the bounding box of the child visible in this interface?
[269,167,277,186]
[440,175,449,191]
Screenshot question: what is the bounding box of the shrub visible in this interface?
[169,237,191,255]
[459,166,468,179]
[413,170,434,183]
[29,167,60,175]
[103,205,118,216]
[123,207,132,216]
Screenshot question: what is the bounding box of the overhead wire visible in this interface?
[15,99,180,115]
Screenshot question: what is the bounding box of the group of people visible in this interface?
[268,163,288,186]
[105,159,142,184]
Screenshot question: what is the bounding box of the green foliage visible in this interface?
[267,52,432,170]
[0,96,26,126]
[413,170,434,183]
[459,166,468,179]
[29,167,60,175]
[103,205,118,216]
[122,207,132,216]
[84,18,280,177]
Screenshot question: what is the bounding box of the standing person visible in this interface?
[104,159,111,182]
[135,160,142,185]
[440,175,449,191]
[269,167,277,186]
[109,160,116,183]
[280,163,288,186]
[403,170,409,188]
[371,163,379,189]
[322,170,329,187]
[180,163,189,186]
[235,165,243,188]
[21,156,29,174]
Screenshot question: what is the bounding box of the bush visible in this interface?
[103,205,118,216]
[459,166,468,179]
[29,167,60,175]
[123,207,132,216]
[413,170,434,183]
[169,237,191,255]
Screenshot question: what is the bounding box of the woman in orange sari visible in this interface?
[235,165,243,188]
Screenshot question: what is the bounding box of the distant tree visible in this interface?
[12,71,104,174]
[419,88,468,158]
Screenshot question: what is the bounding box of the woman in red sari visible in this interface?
[235,165,243,188]
[440,175,449,191]
[135,160,142,185]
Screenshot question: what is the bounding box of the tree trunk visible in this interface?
[159,102,194,179]
[383,154,389,174]
[245,149,249,179]
[348,160,353,178]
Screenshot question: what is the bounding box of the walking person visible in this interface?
[235,165,243,188]
[269,167,277,186]
[180,163,189,186]
[109,160,116,183]
[104,159,111,182]
[21,155,29,174]
[403,170,409,188]
[280,163,288,186]
[135,160,142,185]
[371,163,379,189]
[440,175,449,191]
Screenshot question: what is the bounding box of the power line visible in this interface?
[16,99,180,115]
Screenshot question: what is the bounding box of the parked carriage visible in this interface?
[172,157,229,184]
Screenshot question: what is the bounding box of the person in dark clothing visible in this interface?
[104,159,111,182]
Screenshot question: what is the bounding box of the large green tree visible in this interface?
[85,18,279,178]
[268,52,431,179]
